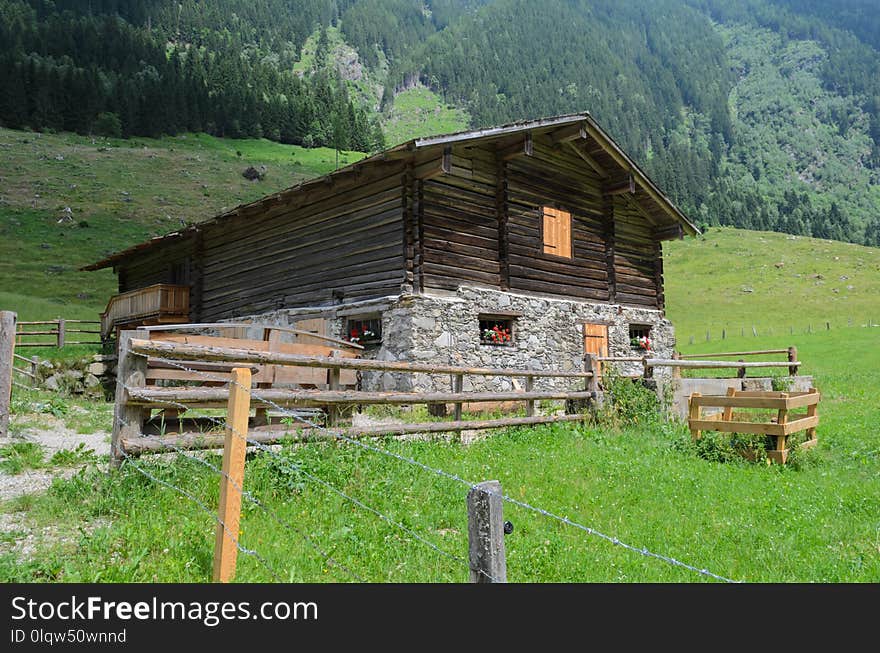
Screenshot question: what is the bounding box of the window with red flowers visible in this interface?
[479,315,516,346]
[346,316,382,346]
[629,324,653,352]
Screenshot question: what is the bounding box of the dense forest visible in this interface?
[0,0,878,245]
[0,0,384,150]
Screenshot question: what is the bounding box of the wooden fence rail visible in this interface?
[598,346,801,379]
[112,328,599,466]
[688,388,820,464]
[15,318,102,348]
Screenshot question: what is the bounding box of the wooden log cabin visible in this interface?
[85,113,698,390]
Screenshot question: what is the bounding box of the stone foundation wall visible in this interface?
[246,286,675,393]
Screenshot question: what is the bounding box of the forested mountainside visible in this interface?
[1,0,878,246]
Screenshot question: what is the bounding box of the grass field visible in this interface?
[0,127,360,321]
[2,322,877,583]
[1,129,878,583]
[382,86,471,148]
[664,226,880,340]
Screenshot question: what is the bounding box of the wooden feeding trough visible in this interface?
[688,388,820,464]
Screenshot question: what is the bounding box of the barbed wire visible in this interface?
[115,409,364,582]
[124,354,741,583]
[108,430,284,582]
[126,361,479,579]
[240,382,741,583]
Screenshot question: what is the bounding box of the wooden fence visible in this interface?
[595,345,802,380]
[688,388,820,464]
[15,318,102,348]
[112,326,600,467]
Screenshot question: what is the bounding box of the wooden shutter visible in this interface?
[543,207,572,258]
[583,323,608,376]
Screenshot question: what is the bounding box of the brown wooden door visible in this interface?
[583,323,608,376]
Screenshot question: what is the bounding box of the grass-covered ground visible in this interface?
[1,128,878,584]
[382,85,471,148]
[2,324,877,583]
[0,127,362,321]
[664,226,880,341]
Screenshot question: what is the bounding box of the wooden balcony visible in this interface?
[101,284,190,340]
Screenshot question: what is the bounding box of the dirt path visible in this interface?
[0,419,110,562]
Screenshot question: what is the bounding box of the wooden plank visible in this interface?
[687,417,818,437]
[647,359,800,369]
[804,387,819,442]
[131,339,594,379]
[127,387,596,409]
[688,392,702,441]
[212,367,251,583]
[679,349,790,359]
[721,388,736,422]
[692,395,790,409]
[782,415,820,435]
[121,414,591,454]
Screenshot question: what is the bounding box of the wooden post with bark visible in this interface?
[56,318,65,348]
[524,375,534,417]
[111,328,150,468]
[213,367,252,583]
[467,480,507,583]
[788,346,799,376]
[0,311,16,438]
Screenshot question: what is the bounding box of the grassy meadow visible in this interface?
[1,130,878,584]
[0,127,361,321]
[3,261,878,583]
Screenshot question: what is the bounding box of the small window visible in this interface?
[346,316,382,345]
[479,315,516,346]
[542,207,572,258]
[629,324,653,352]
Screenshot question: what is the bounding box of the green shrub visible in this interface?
[595,371,663,430]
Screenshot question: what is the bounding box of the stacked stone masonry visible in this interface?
[246,285,675,393]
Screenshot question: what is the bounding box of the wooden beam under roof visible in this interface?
[604,175,636,196]
[548,122,588,144]
[622,193,659,226]
[496,132,534,161]
[565,141,608,178]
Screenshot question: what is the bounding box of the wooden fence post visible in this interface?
[111,329,149,469]
[788,346,798,376]
[737,359,746,379]
[671,352,681,380]
[524,375,534,417]
[688,392,702,441]
[584,353,600,407]
[453,374,464,421]
[327,365,341,427]
[0,311,16,438]
[56,318,65,348]
[467,480,507,583]
[213,367,252,583]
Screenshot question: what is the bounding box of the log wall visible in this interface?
[114,131,671,319]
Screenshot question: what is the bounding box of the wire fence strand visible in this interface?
[122,354,742,583]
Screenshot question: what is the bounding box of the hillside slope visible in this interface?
[664,226,880,340]
[0,127,357,320]
[3,0,879,245]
